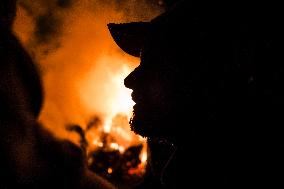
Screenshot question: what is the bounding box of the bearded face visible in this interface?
[124,41,179,139]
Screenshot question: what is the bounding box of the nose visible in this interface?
[124,67,139,89]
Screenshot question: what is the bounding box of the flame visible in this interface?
[110,65,135,117]
[128,145,148,175]
[103,118,112,133]
[141,150,147,164]
[82,55,147,173]
[99,62,135,133]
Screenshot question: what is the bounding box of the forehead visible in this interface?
[140,33,169,65]
[140,31,184,71]
[140,45,163,69]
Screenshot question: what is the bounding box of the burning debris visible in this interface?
[67,114,147,187]
[88,138,145,187]
[85,114,147,187]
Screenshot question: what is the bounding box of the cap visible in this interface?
[107,0,188,57]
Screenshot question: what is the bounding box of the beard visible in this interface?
[129,112,156,138]
[128,88,178,139]
[129,105,172,139]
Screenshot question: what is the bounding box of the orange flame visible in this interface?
[82,55,148,170]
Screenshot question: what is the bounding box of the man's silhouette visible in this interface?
[108,1,284,188]
[1,1,115,188]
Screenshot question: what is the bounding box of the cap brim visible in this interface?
[107,22,150,57]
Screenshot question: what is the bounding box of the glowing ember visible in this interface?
[141,151,147,164]
[107,168,113,174]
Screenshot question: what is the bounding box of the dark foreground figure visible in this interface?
[1,1,115,188]
[109,1,284,188]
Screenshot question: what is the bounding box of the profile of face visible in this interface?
[124,38,180,139]
[108,4,190,140]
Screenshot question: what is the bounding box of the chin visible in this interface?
[129,112,168,139]
[130,117,151,138]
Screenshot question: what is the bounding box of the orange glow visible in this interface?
[13,0,163,179]
[107,168,113,174]
[82,56,147,153]
[141,150,148,164]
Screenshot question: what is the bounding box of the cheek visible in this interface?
[148,79,168,109]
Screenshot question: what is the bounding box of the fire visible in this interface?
[100,63,135,134]
[83,55,148,179]
[110,65,135,116]
[141,150,148,164]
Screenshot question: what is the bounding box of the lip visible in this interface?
[131,91,151,114]
[131,92,140,103]
[133,102,145,114]
[131,91,146,104]
[133,103,139,112]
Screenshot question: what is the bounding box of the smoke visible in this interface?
[15,0,75,58]
[13,0,164,142]
[34,13,61,44]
